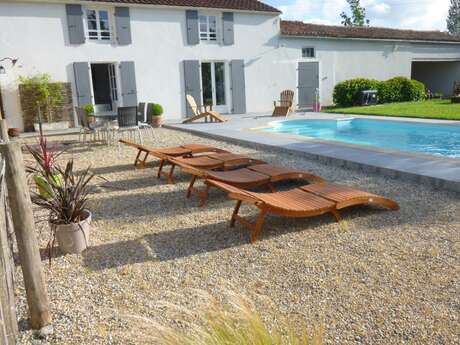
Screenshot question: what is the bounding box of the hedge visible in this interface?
[333,77,427,107]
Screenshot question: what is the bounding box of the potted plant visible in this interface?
[26,134,63,199]
[31,160,94,257]
[83,103,96,124]
[150,103,163,128]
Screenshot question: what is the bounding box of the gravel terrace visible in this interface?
[15,128,460,344]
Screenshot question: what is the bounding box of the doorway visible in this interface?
[201,61,228,113]
[297,61,319,109]
[90,63,118,113]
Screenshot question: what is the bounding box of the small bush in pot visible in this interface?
[31,160,95,259]
[150,103,164,128]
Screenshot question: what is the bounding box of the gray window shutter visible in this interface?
[119,61,138,106]
[183,60,201,117]
[73,62,92,106]
[66,4,85,44]
[115,7,132,45]
[223,12,234,45]
[186,10,199,45]
[230,60,246,114]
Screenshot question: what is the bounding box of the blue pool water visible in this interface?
[261,118,460,158]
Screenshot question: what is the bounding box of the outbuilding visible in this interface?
[278,21,460,108]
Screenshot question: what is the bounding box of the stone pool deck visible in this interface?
[166,112,460,193]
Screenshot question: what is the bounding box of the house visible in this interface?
[0,0,459,131]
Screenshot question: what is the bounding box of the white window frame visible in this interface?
[199,13,219,42]
[302,47,316,58]
[84,7,113,42]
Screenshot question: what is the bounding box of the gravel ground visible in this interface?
[14,128,460,344]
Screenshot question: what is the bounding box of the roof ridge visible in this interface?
[82,0,281,13]
[280,20,460,43]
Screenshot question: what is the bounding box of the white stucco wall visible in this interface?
[0,1,286,130]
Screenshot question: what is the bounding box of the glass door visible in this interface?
[201,62,228,113]
[108,63,118,112]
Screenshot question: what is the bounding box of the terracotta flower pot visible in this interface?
[151,116,162,128]
[53,210,92,254]
[8,128,20,138]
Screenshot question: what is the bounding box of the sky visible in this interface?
[264,0,451,31]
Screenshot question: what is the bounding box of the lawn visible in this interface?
[324,99,460,120]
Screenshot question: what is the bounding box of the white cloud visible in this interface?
[270,0,451,31]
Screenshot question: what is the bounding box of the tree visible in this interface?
[340,0,370,27]
[447,0,460,35]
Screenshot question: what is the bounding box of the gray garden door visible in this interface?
[119,61,138,107]
[73,62,92,106]
[297,62,319,108]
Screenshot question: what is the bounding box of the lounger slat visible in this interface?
[300,183,399,210]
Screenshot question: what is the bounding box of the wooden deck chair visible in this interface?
[180,163,324,207]
[166,154,261,185]
[207,180,399,242]
[207,180,341,242]
[182,95,227,124]
[272,90,294,117]
[119,139,228,174]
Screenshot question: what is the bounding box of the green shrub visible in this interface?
[333,78,381,107]
[83,104,94,115]
[379,77,426,103]
[151,103,164,116]
[333,76,426,106]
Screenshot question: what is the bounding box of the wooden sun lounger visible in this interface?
[119,139,228,178]
[206,180,399,242]
[166,154,263,185]
[182,95,226,124]
[180,163,324,206]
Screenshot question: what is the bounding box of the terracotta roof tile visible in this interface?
[281,21,460,43]
[83,0,280,13]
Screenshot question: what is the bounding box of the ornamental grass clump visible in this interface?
[153,293,324,345]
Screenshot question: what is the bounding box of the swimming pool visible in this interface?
[261,118,460,158]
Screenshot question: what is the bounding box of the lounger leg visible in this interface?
[331,209,342,222]
[141,152,149,167]
[167,164,176,184]
[230,201,242,228]
[251,209,268,243]
[134,150,142,167]
[199,184,211,207]
[157,159,165,178]
[267,182,276,193]
[187,176,197,198]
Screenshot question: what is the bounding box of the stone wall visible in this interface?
[18,82,73,132]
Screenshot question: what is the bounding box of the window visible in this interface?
[302,47,315,58]
[86,9,111,41]
[199,15,217,41]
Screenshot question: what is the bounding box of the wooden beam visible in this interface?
[0,159,17,343]
[0,119,9,143]
[0,142,51,329]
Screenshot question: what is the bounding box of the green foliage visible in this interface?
[153,294,324,345]
[333,77,426,107]
[340,0,370,27]
[447,0,460,35]
[379,77,426,103]
[333,78,381,107]
[18,73,63,122]
[83,104,95,115]
[151,103,164,116]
